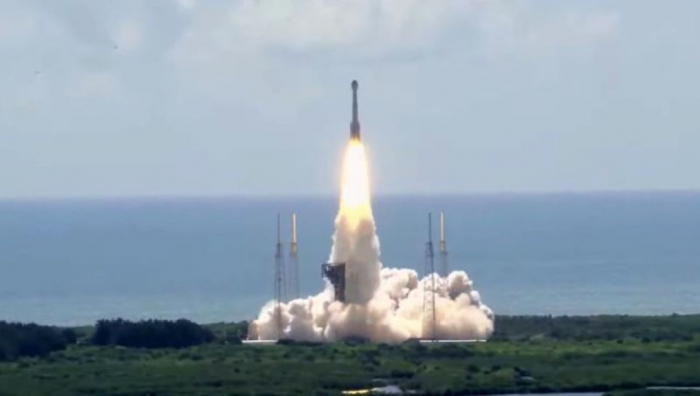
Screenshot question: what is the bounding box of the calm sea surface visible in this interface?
[0,192,698,326]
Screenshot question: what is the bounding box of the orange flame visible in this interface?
[339,139,372,226]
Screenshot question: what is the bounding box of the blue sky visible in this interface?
[0,0,698,198]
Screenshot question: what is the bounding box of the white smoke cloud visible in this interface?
[249,199,494,343]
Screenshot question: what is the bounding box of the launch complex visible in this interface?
[249,81,492,343]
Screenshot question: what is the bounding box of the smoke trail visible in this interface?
[248,141,494,342]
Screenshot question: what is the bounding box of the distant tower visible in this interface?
[288,213,299,300]
[274,214,286,339]
[439,212,449,278]
[422,213,437,341]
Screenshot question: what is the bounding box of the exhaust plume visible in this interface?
[249,140,494,342]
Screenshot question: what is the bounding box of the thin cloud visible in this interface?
[75,71,117,98]
[173,1,618,65]
[474,2,618,56]
[113,20,143,52]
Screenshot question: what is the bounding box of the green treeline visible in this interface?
[493,314,700,342]
[0,318,218,361]
[2,314,699,363]
[1,315,700,395]
[92,319,214,349]
[0,322,77,361]
[204,321,248,344]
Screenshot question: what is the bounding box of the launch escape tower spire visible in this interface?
[439,212,449,278]
[274,214,285,339]
[423,213,437,341]
[288,213,299,300]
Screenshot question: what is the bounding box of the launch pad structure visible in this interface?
[322,263,346,302]
[439,212,449,278]
[257,81,484,344]
[265,210,469,344]
[274,214,285,339]
[288,213,300,300]
[423,213,437,341]
[271,213,301,339]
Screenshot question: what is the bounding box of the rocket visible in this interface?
[350,80,361,140]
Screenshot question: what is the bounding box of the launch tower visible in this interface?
[274,214,285,339]
[288,213,299,300]
[423,213,437,341]
[439,212,449,278]
[322,263,346,302]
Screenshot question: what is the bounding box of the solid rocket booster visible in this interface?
[350,80,360,140]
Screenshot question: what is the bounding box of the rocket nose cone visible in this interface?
[351,80,358,90]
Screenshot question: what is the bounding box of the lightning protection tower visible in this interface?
[439,212,449,278]
[274,213,286,339]
[422,213,437,341]
[288,212,299,300]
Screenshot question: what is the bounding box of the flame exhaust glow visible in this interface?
[339,139,372,228]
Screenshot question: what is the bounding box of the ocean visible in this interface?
[0,192,698,326]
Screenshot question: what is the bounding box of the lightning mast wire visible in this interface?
[423,213,437,341]
[288,212,299,300]
[274,213,285,339]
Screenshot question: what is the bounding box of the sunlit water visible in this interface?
[0,192,698,326]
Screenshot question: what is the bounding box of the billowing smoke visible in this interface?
[248,141,494,342]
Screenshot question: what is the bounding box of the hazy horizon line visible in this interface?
[2,188,699,202]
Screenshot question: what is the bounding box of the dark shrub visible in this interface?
[0,322,76,361]
[91,318,214,349]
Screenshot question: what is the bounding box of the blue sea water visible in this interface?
[0,192,698,326]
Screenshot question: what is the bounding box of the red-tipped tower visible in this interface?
[350,80,360,140]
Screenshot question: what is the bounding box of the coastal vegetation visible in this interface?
[0,322,76,361]
[0,315,698,395]
[91,318,214,349]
